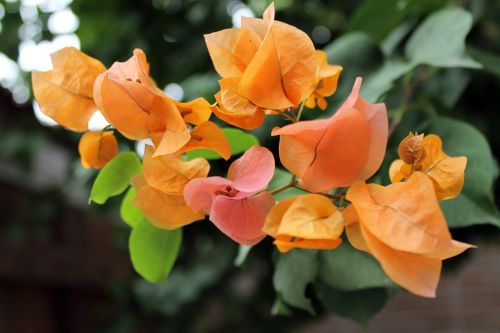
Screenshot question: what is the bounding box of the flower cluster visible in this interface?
[31,3,473,298]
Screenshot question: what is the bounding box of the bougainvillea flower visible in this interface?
[32,47,106,132]
[78,130,118,169]
[184,146,275,245]
[389,133,467,200]
[132,146,209,230]
[205,3,316,126]
[262,194,343,253]
[212,83,266,130]
[345,172,474,297]
[172,121,231,160]
[175,98,212,125]
[305,50,343,110]
[272,77,388,193]
[93,49,190,153]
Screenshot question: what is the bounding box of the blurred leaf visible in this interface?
[120,187,144,228]
[273,250,318,314]
[405,8,481,69]
[316,283,390,327]
[271,296,292,317]
[234,245,252,267]
[134,239,233,315]
[422,68,470,108]
[324,32,383,112]
[381,20,417,55]
[423,117,500,228]
[347,0,414,41]
[90,152,142,204]
[129,220,182,283]
[318,241,394,291]
[467,47,500,77]
[362,58,415,102]
[186,128,259,160]
[268,168,303,202]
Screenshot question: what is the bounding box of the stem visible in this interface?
[388,67,431,137]
[269,175,297,195]
[295,100,306,122]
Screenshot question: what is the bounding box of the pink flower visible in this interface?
[184,146,275,245]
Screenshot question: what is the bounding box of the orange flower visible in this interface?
[172,121,231,160]
[272,77,388,192]
[93,49,190,154]
[205,3,317,128]
[263,194,343,253]
[389,133,467,200]
[32,47,106,132]
[78,131,118,169]
[132,146,209,230]
[345,172,474,297]
[304,50,343,110]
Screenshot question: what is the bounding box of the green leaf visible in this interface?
[362,58,415,102]
[129,219,182,283]
[273,250,318,314]
[271,296,292,317]
[89,152,142,204]
[268,168,303,202]
[467,47,500,77]
[120,187,144,228]
[316,283,390,327]
[234,245,252,267]
[405,8,481,69]
[347,0,413,42]
[318,241,394,291]
[423,117,500,228]
[185,128,259,160]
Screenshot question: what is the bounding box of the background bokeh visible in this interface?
[0,0,499,332]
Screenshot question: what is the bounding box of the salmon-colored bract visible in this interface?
[272,77,388,192]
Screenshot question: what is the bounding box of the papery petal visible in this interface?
[175,98,212,125]
[78,131,118,169]
[32,47,106,132]
[227,146,275,192]
[274,237,341,253]
[343,205,370,252]
[212,93,265,130]
[359,221,442,298]
[132,182,204,230]
[151,98,191,157]
[142,146,210,194]
[347,172,474,258]
[273,77,388,192]
[388,159,408,183]
[239,16,316,109]
[422,134,446,169]
[426,156,467,200]
[183,176,234,214]
[343,78,388,181]
[278,194,344,240]
[209,191,275,245]
[94,49,182,140]
[204,28,261,78]
[175,121,231,160]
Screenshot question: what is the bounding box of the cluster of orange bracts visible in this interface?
[31,3,473,298]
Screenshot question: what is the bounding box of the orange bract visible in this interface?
[93,49,190,153]
[305,50,343,110]
[32,47,106,132]
[132,146,209,230]
[205,3,317,128]
[345,172,474,297]
[78,131,118,169]
[263,194,343,253]
[389,133,467,200]
[272,77,388,192]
